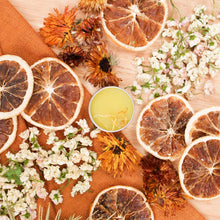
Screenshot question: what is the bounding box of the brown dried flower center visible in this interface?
[111,145,123,155]
[99,57,111,73]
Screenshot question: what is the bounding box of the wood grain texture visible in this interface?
[7,0,220,219]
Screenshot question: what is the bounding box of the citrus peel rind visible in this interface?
[101,0,168,51]
[136,94,194,161]
[0,55,34,119]
[22,57,84,131]
[0,116,17,154]
[179,136,220,200]
[89,185,154,220]
[185,106,220,145]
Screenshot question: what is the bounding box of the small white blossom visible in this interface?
[19,129,30,140]
[47,131,57,145]
[49,190,63,205]
[90,128,100,138]
[133,57,144,66]
[135,97,143,105]
[64,126,78,136]
[71,180,90,197]
[76,119,90,134]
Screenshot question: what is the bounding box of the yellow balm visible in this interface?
[89,87,134,132]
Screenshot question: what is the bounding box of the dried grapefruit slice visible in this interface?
[0,55,33,119]
[0,117,17,154]
[89,185,154,219]
[185,107,220,145]
[179,136,220,200]
[101,0,168,51]
[136,94,194,160]
[22,57,84,130]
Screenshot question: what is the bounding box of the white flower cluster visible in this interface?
[0,119,100,219]
[130,5,220,103]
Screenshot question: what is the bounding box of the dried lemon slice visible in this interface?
[89,185,154,219]
[0,117,17,154]
[0,55,33,119]
[101,0,168,51]
[22,57,84,130]
[185,107,220,145]
[179,136,220,200]
[136,94,194,160]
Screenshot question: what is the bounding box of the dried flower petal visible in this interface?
[141,154,186,216]
[98,132,142,178]
[58,46,85,66]
[86,45,121,87]
[78,0,107,14]
[40,7,77,47]
[74,16,102,46]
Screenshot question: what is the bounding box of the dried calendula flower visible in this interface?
[86,45,121,87]
[141,154,186,216]
[58,46,85,67]
[78,0,107,14]
[98,132,142,178]
[40,7,76,47]
[74,16,102,46]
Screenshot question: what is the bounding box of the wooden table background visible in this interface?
[6,0,220,219]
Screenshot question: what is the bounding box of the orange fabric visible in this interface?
[0,0,206,219]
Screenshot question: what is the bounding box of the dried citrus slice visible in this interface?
[101,0,168,51]
[22,57,84,130]
[0,117,17,154]
[89,185,154,219]
[185,107,220,145]
[0,55,33,119]
[136,94,194,160]
[179,136,220,200]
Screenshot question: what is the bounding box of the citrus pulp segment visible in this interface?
[89,185,154,219]
[0,55,34,119]
[0,117,17,154]
[179,136,220,200]
[136,94,194,160]
[101,0,168,51]
[185,107,220,145]
[22,57,84,130]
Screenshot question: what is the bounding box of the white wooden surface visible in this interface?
[8,0,220,219]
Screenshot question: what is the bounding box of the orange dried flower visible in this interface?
[58,46,85,67]
[141,154,186,216]
[78,0,107,14]
[40,7,77,47]
[86,45,121,87]
[98,132,142,178]
[74,16,102,46]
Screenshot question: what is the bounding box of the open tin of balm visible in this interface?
[89,86,134,132]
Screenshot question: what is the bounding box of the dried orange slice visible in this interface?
[89,185,154,219]
[0,117,17,154]
[179,136,220,200]
[101,0,168,51]
[136,94,194,160]
[185,107,220,145]
[22,57,84,130]
[0,55,33,119]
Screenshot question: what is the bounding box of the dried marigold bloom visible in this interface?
[58,46,85,67]
[74,16,102,46]
[78,0,107,14]
[98,132,142,178]
[86,45,121,87]
[40,7,77,47]
[141,154,186,216]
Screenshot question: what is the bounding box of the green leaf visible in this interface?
[141,82,151,89]
[23,211,31,218]
[189,35,196,40]
[131,85,137,92]
[154,92,160,98]
[3,164,23,185]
